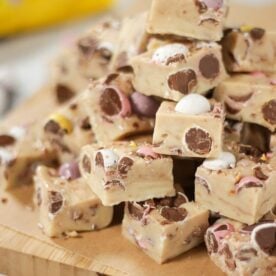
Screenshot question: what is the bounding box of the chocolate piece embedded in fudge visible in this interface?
[80,142,175,206]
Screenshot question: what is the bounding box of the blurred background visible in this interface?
[0,0,275,117]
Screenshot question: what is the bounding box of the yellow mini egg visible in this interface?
[240,25,253,33]
[49,114,73,134]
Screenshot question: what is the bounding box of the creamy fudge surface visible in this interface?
[147,0,228,41]
[111,12,150,71]
[222,27,276,73]
[205,218,276,275]
[196,154,276,224]
[51,18,121,104]
[81,73,156,143]
[215,73,276,132]
[0,124,58,190]
[42,92,96,163]
[153,99,225,158]
[80,142,175,206]
[122,190,209,263]
[34,165,113,237]
[132,41,227,101]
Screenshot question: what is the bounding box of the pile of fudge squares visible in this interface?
[0,0,276,274]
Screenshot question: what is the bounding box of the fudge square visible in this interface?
[110,12,149,71]
[42,92,96,163]
[147,0,228,41]
[205,218,276,275]
[34,165,113,237]
[79,142,175,206]
[131,41,227,102]
[0,124,58,190]
[195,153,276,225]
[81,73,156,143]
[122,192,209,263]
[153,95,225,158]
[50,18,120,104]
[222,27,276,73]
[214,73,276,132]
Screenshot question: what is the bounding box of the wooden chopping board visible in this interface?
[0,1,275,276]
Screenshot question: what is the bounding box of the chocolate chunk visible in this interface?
[250,28,265,40]
[235,248,257,261]
[200,18,219,26]
[239,145,262,159]
[236,180,263,193]
[196,176,210,193]
[44,120,61,134]
[128,202,144,220]
[100,88,122,116]
[104,180,125,191]
[168,69,197,95]
[185,128,212,155]
[240,123,270,155]
[221,244,233,259]
[104,73,119,85]
[80,117,91,130]
[48,191,63,214]
[215,224,228,231]
[206,231,218,253]
[160,207,187,222]
[98,47,112,60]
[195,0,208,13]
[262,100,276,125]
[118,157,134,175]
[174,193,188,207]
[254,224,276,256]
[241,221,270,233]
[254,167,268,181]
[229,93,253,102]
[78,37,98,56]
[82,155,91,173]
[36,187,42,206]
[199,54,220,79]
[221,244,236,271]
[166,54,186,65]
[0,135,15,147]
[56,84,75,104]
[157,197,174,207]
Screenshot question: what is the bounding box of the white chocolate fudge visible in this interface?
[205,218,276,275]
[222,27,276,73]
[195,154,276,224]
[42,92,96,162]
[0,124,58,190]
[147,0,228,41]
[153,97,225,158]
[80,142,175,206]
[111,13,149,71]
[131,41,227,101]
[214,73,276,132]
[50,19,120,104]
[81,73,156,143]
[122,193,209,263]
[34,165,113,237]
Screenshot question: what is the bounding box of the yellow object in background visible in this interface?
[0,0,115,36]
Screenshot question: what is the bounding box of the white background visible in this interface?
[0,0,274,110]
